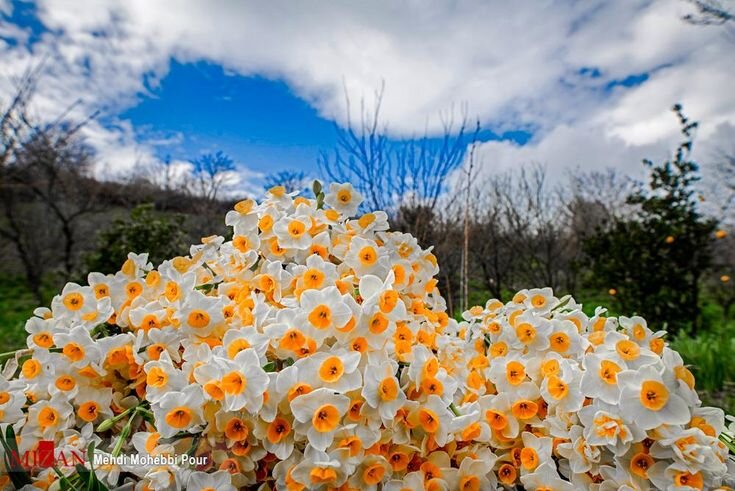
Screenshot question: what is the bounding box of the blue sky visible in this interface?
[1,0,733,191]
[120,61,339,173]
[119,61,534,173]
[1,0,531,177]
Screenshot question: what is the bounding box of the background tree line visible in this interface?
[2,73,734,332]
[0,71,239,305]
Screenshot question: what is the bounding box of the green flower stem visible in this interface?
[136,406,154,417]
[97,406,135,432]
[97,402,150,432]
[160,431,198,444]
[449,403,461,417]
[91,324,104,337]
[720,433,735,454]
[0,348,32,363]
[111,413,139,457]
[186,434,201,459]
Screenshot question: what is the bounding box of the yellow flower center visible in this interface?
[312,404,340,432]
[616,340,640,361]
[319,357,344,383]
[358,246,378,267]
[267,417,291,444]
[165,407,193,429]
[308,305,332,329]
[520,447,538,470]
[63,343,85,362]
[599,360,622,385]
[146,367,168,389]
[63,292,84,311]
[33,332,53,349]
[337,189,352,203]
[287,220,306,238]
[547,376,569,400]
[379,377,399,401]
[417,408,439,433]
[187,309,211,329]
[221,371,247,395]
[78,401,100,422]
[515,323,536,344]
[506,361,526,385]
[640,380,669,411]
[224,417,249,441]
[38,406,59,428]
[549,332,570,353]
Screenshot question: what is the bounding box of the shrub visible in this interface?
[86,204,188,273]
[584,105,717,333]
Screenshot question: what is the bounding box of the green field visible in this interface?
[0,278,49,354]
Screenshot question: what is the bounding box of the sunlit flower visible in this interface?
[152,385,205,438]
[618,365,691,430]
[324,182,363,217]
[290,387,350,451]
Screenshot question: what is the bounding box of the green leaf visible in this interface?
[0,426,32,487]
[53,466,81,491]
[86,442,97,487]
[73,463,109,491]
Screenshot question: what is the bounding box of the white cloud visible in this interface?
[470,118,735,184]
[0,0,732,186]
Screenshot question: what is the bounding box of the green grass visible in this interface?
[672,332,735,414]
[0,277,52,353]
[670,299,735,414]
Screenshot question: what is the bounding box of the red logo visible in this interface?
[37,440,55,467]
[8,441,85,469]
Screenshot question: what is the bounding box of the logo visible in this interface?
[7,440,85,470]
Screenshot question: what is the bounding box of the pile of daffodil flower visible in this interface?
[0,181,733,491]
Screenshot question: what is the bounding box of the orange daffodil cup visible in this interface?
[0,181,733,490]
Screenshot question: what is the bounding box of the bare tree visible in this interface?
[319,84,478,244]
[189,151,236,204]
[567,168,635,223]
[494,165,579,291]
[469,174,517,300]
[459,141,480,312]
[431,201,464,314]
[11,129,101,275]
[0,69,103,300]
[714,154,735,222]
[682,0,734,25]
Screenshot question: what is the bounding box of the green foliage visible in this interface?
[0,426,32,488]
[1,418,108,490]
[583,105,717,333]
[86,204,189,274]
[0,277,57,352]
[672,316,735,415]
[673,330,735,391]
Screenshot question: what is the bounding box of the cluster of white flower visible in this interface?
[458,292,734,490]
[0,182,732,490]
